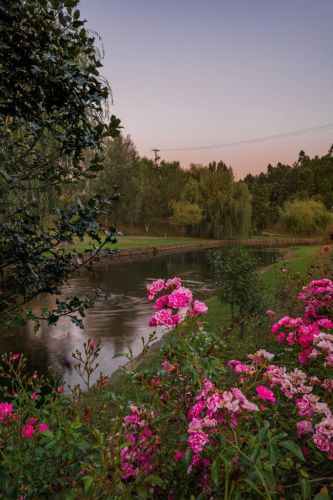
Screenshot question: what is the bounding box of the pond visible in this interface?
[0,246,280,386]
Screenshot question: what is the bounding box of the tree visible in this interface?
[184,162,252,239]
[170,201,203,237]
[88,135,142,226]
[157,161,187,218]
[0,0,121,328]
[212,248,265,337]
[137,158,163,233]
[244,148,333,231]
[280,199,332,235]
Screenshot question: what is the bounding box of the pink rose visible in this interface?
[22,424,35,439]
[0,402,14,421]
[39,423,49,432]
[256,385,276,403]
[167,287,193,309]
[265,309,276,320]
[189,300,208,316]
[188,430,209,454]
[149,309,181,328]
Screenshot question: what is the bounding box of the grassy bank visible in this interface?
[70,235,323,255]
[72,235,214,253]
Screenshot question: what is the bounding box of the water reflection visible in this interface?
[0,247,280,385]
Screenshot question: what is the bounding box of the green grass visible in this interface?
[261,245,322,290]
[71,235,214,253]
[68,234,320,254]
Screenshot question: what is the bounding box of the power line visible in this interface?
[160,123,333,152]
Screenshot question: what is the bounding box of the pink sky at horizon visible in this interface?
[80,0,333,178]
[144,129,333,179]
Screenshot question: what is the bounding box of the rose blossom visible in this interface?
[0,402,14,421]
[39,423,49,432]
[190,300,208,316]
[297,420,314,437]
[256,385,276,403]
[167,287,193,309]
[149,309,181,328]
[22,424,35,439]
[188,430,209,454]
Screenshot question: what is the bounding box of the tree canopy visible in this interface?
[170,201,204,236]
[0,0,121,327]
[280,199,332,235]
[244,148,333,231]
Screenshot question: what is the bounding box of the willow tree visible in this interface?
[0,0,121,328]
[280,199,332,235]
[182,162,252,238]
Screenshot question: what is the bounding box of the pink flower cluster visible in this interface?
[0,402,14,424]
[147,277,208,328]
[120,405,159,480]
[271,315,333,365]
[0,401,49,438]
[298,278,333,321]
[294,396,333,458]
[228,349,275,375]
[224,312,333,461]
[186,378,259,470]
[21,418,49,439]
[265,365,312,399]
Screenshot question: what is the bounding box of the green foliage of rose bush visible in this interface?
[1,274,333,498]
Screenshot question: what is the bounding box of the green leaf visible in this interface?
[250,444,261,463]
[183,448,192,468]
[112,351,126,359]
[144,475,164,487]
[300,478,311,499]
[136,485,148,498]
[40,430,54,439]
[269,444,279,466]
[211,459,221,488]
[280,440,305,461]
[83,475,94,493]
[313,494,330,500]
[243,478,265,497]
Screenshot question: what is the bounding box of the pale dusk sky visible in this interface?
[80,0,333,177]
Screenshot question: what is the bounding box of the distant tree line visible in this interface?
[244,147,333,233]
[42,137,333,238]
[57,135,253,238]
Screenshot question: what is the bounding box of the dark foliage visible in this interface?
[0,0,121,327]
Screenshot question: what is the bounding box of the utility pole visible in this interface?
[152,148,160,165]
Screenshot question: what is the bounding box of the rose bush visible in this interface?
[0,276,332,498]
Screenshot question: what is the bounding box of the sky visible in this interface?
[80,0,333,178]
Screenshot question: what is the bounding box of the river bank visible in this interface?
[79,235,323,264]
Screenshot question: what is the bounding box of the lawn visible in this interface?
[71,235,215,253]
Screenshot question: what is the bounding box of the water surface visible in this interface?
[0,247,279,385]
